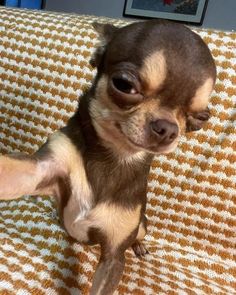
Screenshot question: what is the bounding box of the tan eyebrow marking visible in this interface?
[140,51,167,95]
[190,78,214,112]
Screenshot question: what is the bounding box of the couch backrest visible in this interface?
[0,7,235,270]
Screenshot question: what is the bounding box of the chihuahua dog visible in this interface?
[0,20,216,294]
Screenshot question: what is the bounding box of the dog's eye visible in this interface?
[186,108,210,132]
[109,72,143,108]
[112,77,137,94]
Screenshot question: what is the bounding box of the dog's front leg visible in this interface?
[69,202,141,295]
[0,131,74,201]
[90,213,146,295]
[90,244,126,295]
[0,151,56,200]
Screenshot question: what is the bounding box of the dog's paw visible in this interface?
[131,241,149,257]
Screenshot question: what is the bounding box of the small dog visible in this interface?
[0,20,216,294]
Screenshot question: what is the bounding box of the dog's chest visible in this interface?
[61,148,150,241]
[84,155,150,206]
[63,165,93,239]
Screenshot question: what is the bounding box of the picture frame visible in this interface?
[124,0,209,25]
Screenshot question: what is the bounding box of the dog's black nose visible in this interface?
[150,119,178,144]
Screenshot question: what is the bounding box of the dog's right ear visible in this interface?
[90,22,119,68]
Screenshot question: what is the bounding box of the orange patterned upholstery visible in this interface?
[0,7,235,295]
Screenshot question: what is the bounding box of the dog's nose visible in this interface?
[150,119,178,144]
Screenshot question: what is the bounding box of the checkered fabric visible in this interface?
[0,7,235,295]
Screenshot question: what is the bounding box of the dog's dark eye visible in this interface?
[108,71,143,108]
[112,77,137,94]
[186,108,210,132]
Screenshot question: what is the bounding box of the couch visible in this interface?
[0,6,235,295]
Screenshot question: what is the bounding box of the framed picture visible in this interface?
[124,0,209,25]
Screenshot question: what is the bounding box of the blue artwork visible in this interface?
[20,0,42,9]
[4,0,42,9]
[4,0,19,7]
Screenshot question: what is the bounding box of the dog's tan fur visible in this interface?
[190,78,215,111]
[0,156,40,199]
[86,203,141,250]
[140,51,167,94]
[0,155,54,199]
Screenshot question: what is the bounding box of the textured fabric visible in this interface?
[0,7,235,295]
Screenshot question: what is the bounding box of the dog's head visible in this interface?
[89,20,216,155]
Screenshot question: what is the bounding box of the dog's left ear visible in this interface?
[90,22,119,68]
[186,108,210,132]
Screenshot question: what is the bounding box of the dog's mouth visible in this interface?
[126,135,178,154]
[115,122,178,154]
[127,137,176,154]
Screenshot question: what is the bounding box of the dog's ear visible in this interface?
[92,22,119,42]
[186,108,210,132]
[90,22,119,68]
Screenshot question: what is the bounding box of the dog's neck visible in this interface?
[63,88,153,205]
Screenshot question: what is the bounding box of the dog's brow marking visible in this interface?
[140,51,167,93]
[190,78,214,112]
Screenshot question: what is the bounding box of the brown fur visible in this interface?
[0,19,216,294]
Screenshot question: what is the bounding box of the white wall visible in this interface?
[45,0,236,31]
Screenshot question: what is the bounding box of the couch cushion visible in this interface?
[0,7,235,295]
